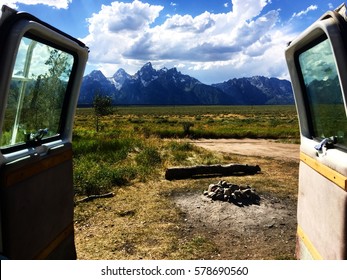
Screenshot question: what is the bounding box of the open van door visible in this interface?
[0,5,88,259]
[285,4,347,259]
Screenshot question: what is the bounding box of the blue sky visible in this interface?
[3,1,343,84]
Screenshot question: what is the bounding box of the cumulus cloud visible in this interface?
[83,0,163,66]
[163,12,215,33]
[3,0,72,9]
[231,0,270,21]
[83,0,294,84]
[292,5,318,18]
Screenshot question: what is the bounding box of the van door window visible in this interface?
[298,37,347,147]
[0,36,74,149]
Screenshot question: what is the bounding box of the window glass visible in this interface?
[299,37,347,146]
[0,36,74,148]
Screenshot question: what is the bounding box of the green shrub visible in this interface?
[181,121,194,136]
[172,151,188,163]
[168,141,194,152]
[135,147,162,167]
[73,159,137,196]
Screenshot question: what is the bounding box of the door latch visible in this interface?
[314,136,336,151]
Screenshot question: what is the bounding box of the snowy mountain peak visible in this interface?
[143,61,153,68]
[89,70,107,81]
[137,62,158,87]
[111,68,132,90]
[79,62,294,106]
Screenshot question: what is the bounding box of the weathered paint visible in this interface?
[300,152,347,191]
[297,225,323,260]
[297,160,347,259]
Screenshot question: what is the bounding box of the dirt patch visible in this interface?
[190,138,299,160]
[174,191,296,259]
[172,139,299,259]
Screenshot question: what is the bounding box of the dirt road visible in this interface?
[190,138,300,161]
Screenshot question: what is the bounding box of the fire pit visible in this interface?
[204,180,260,207]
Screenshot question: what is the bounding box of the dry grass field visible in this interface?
[72,105,300,260]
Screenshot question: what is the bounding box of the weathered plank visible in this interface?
[165,164,261,180]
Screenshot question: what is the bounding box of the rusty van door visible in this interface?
[285,4,347,259]
[0,5,88,259]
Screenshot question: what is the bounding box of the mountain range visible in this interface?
[78,62,294,106]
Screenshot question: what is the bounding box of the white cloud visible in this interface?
[292,5,318,18]
[3,0,72,9]
[231,0,270,21]
[83,0,295,83]
[83,0,163,74]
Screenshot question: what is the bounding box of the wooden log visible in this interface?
[165,164,261,180]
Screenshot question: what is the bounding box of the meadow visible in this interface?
[73,105,299,196]
[72,105,300,259]
[76,105,299,139]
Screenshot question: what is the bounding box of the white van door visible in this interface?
[285,5,347,259]
[0,5,88,259]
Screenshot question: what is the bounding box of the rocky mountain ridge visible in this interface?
[78,62,294,106]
